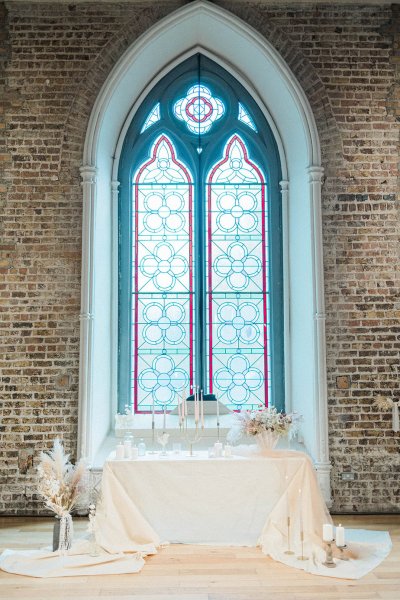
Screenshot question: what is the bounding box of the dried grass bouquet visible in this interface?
[37,438,87,517]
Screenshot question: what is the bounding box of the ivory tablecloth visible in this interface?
[95,448,392,579]
[96,449,329,552]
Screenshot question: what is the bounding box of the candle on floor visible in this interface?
[336,524,345,547]
[323,523,334,542]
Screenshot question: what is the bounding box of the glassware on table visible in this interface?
[157,432,170,456]
[138,438,146,456]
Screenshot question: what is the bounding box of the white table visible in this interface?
[96,448,331,557]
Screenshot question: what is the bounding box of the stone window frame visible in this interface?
[78,1,332,504]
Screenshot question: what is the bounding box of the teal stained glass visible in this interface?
[173,84,225,134]
[140,103,161,133]
[238,103,257,132]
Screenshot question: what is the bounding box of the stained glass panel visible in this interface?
[140,103,161,133]
[173,85,225,134]
[132,135,194,412]
[206,135,270,410]
[238,102,257,132]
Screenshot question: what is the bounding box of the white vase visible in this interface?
[256,430,280,452]
[52,514,73,552]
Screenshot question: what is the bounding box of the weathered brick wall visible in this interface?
[0,1,398,514]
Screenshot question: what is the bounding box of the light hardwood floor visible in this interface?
[0,515,399,600]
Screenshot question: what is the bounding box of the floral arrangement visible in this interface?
[37,438,87,517]
[228,406,297,444]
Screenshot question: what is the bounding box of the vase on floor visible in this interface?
[53,513,73,552]
[256,430,280,452]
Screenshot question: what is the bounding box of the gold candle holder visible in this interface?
[284,517,295,555]
[297,530,309,561]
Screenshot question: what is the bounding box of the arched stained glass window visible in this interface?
[206,135,269,407]
[132,136,193,411]
[119,54,283,415]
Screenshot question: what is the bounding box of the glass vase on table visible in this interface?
[256,430,280,452]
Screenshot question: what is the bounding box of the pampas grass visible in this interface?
[37,438,87,516]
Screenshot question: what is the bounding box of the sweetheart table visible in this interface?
[95,449,331,555]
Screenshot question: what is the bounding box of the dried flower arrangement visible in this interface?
[228,405,297,444]
[37,438,87,516]
[37,438,87,552]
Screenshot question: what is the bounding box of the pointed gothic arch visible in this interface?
[78,0,331,504]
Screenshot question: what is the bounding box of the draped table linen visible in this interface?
[97,449,328,550]
[95,448,392,579]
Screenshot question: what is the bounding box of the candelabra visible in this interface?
[183,421,202,456]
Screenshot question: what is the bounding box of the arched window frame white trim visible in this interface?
[78,0,332,504]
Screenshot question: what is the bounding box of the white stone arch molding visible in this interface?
[79,0,331,504]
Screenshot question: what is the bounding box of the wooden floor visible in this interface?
[0,515,399,600]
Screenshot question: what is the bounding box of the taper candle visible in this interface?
[200,389,204,428]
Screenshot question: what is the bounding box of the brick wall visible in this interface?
[0,1,398,514]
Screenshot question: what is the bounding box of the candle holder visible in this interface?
[322,540,336,568]
[184,422,202,456]
[337,544,349,561]
[148,420,157,454]
[284,517,295,555]
[296,531,309,561]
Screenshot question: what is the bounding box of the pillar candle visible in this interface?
[323,523,334,542]
[336,524,345,547]
[131,446,138,460]
[123,439,132,458]
[224,444,232,457]
[115,443,124,460]
[214,441,223,457]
